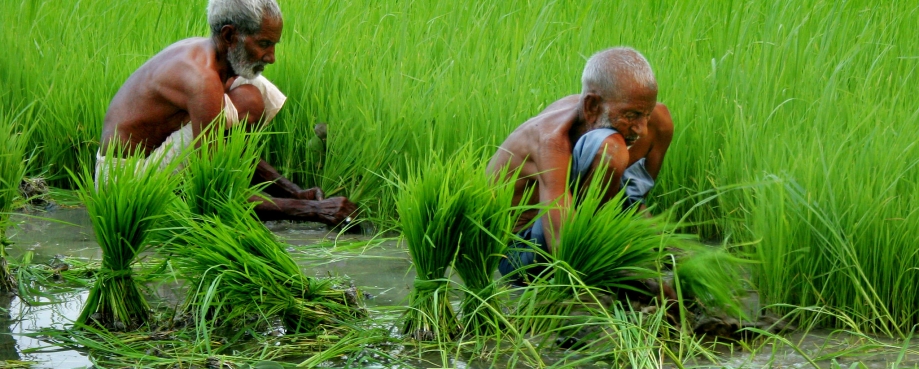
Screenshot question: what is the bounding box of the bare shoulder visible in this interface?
[150,39,224,104]
[651,103,674,136]
[488,102,575,176]
[539,94,580,115]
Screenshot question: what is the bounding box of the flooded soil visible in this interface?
[2,208,917,368]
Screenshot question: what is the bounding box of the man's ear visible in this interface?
[581,93,602,124]
[219,25,238,46]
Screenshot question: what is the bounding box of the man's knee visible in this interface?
[227,84,265,125]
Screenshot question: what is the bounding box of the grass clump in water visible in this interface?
[163,125,364,335]
[72,140,182,330]
[0,105,34,292]
[396,151,486,340]
[165,207,365,336]
[182,121,265,218]
[451,164,522,340]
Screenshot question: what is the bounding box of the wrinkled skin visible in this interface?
[99,14,356,226]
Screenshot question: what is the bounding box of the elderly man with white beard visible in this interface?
[97,0,357,226]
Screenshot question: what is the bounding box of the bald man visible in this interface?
[487,47,674,281]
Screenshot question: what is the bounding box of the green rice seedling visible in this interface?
[182,120,267,218]
[0,106,33,292]
[164,201,364,336]
[674,246,750,320]
[451,164,522,340]
[71,140,183,330]
[553,165,669,292]
[513,164,679,336]
[396,152,488,340]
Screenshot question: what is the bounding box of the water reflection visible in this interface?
[0,294,18,361]
[5,291,92,368]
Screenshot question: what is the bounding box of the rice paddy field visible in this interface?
[2,0,919,368]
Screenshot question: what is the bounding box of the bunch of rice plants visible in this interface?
[514,164,670,335]
[165,124,363,334]
[553,165,668,291]
[0,107,33,292]
[396,152,484,340]
[451,165,523,339]
[182,121,266,217]
[72,141,182,329]
[164,203,364,335]
[674,246,749,319]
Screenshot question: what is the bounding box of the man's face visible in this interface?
[596,83,657,145]
[228,15,283,79]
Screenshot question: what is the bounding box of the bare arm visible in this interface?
[252,159,324,200]
[535,137,574,253]
[590,135,629,204]
[644,103,674,180]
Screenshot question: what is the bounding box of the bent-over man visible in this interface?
[486,47,674,282]
[97,0,356,226]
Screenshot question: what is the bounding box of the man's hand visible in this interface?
[294,187,324,201]
[317,197,358,225]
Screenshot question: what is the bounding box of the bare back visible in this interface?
[100,38,226,156]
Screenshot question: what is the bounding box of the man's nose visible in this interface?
[263,47,276,64]
[633,117,649,136]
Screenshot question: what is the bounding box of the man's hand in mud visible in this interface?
[294,187,324,201]
[318,197,358,225]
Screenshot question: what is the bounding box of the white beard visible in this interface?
[228,40,265,79]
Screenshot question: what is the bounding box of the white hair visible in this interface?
[207,0,282,36]
[581,47,657,101]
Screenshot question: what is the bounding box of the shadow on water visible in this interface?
[3,208,918,368]
[0,294,17,362]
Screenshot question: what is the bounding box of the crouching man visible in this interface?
[486,47,673,282]
[96,0,356,225]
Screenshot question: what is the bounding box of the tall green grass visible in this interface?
[3,0,919,332]
[0,105,34,292]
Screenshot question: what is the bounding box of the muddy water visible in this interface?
[3,209,918,368]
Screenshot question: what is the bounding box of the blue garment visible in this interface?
[498,128,618,283]
[621,157,655,208]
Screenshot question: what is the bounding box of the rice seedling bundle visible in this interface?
[182,121,266,218]
[451,165,521,339]
[167,127,362,332]
[164,204,364,334]
[553,167,666,291]
[72,142,182,329]
[0,107,33,292]
[514,170,666,335]
[673,247,748,319]
[397,152,492,340]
